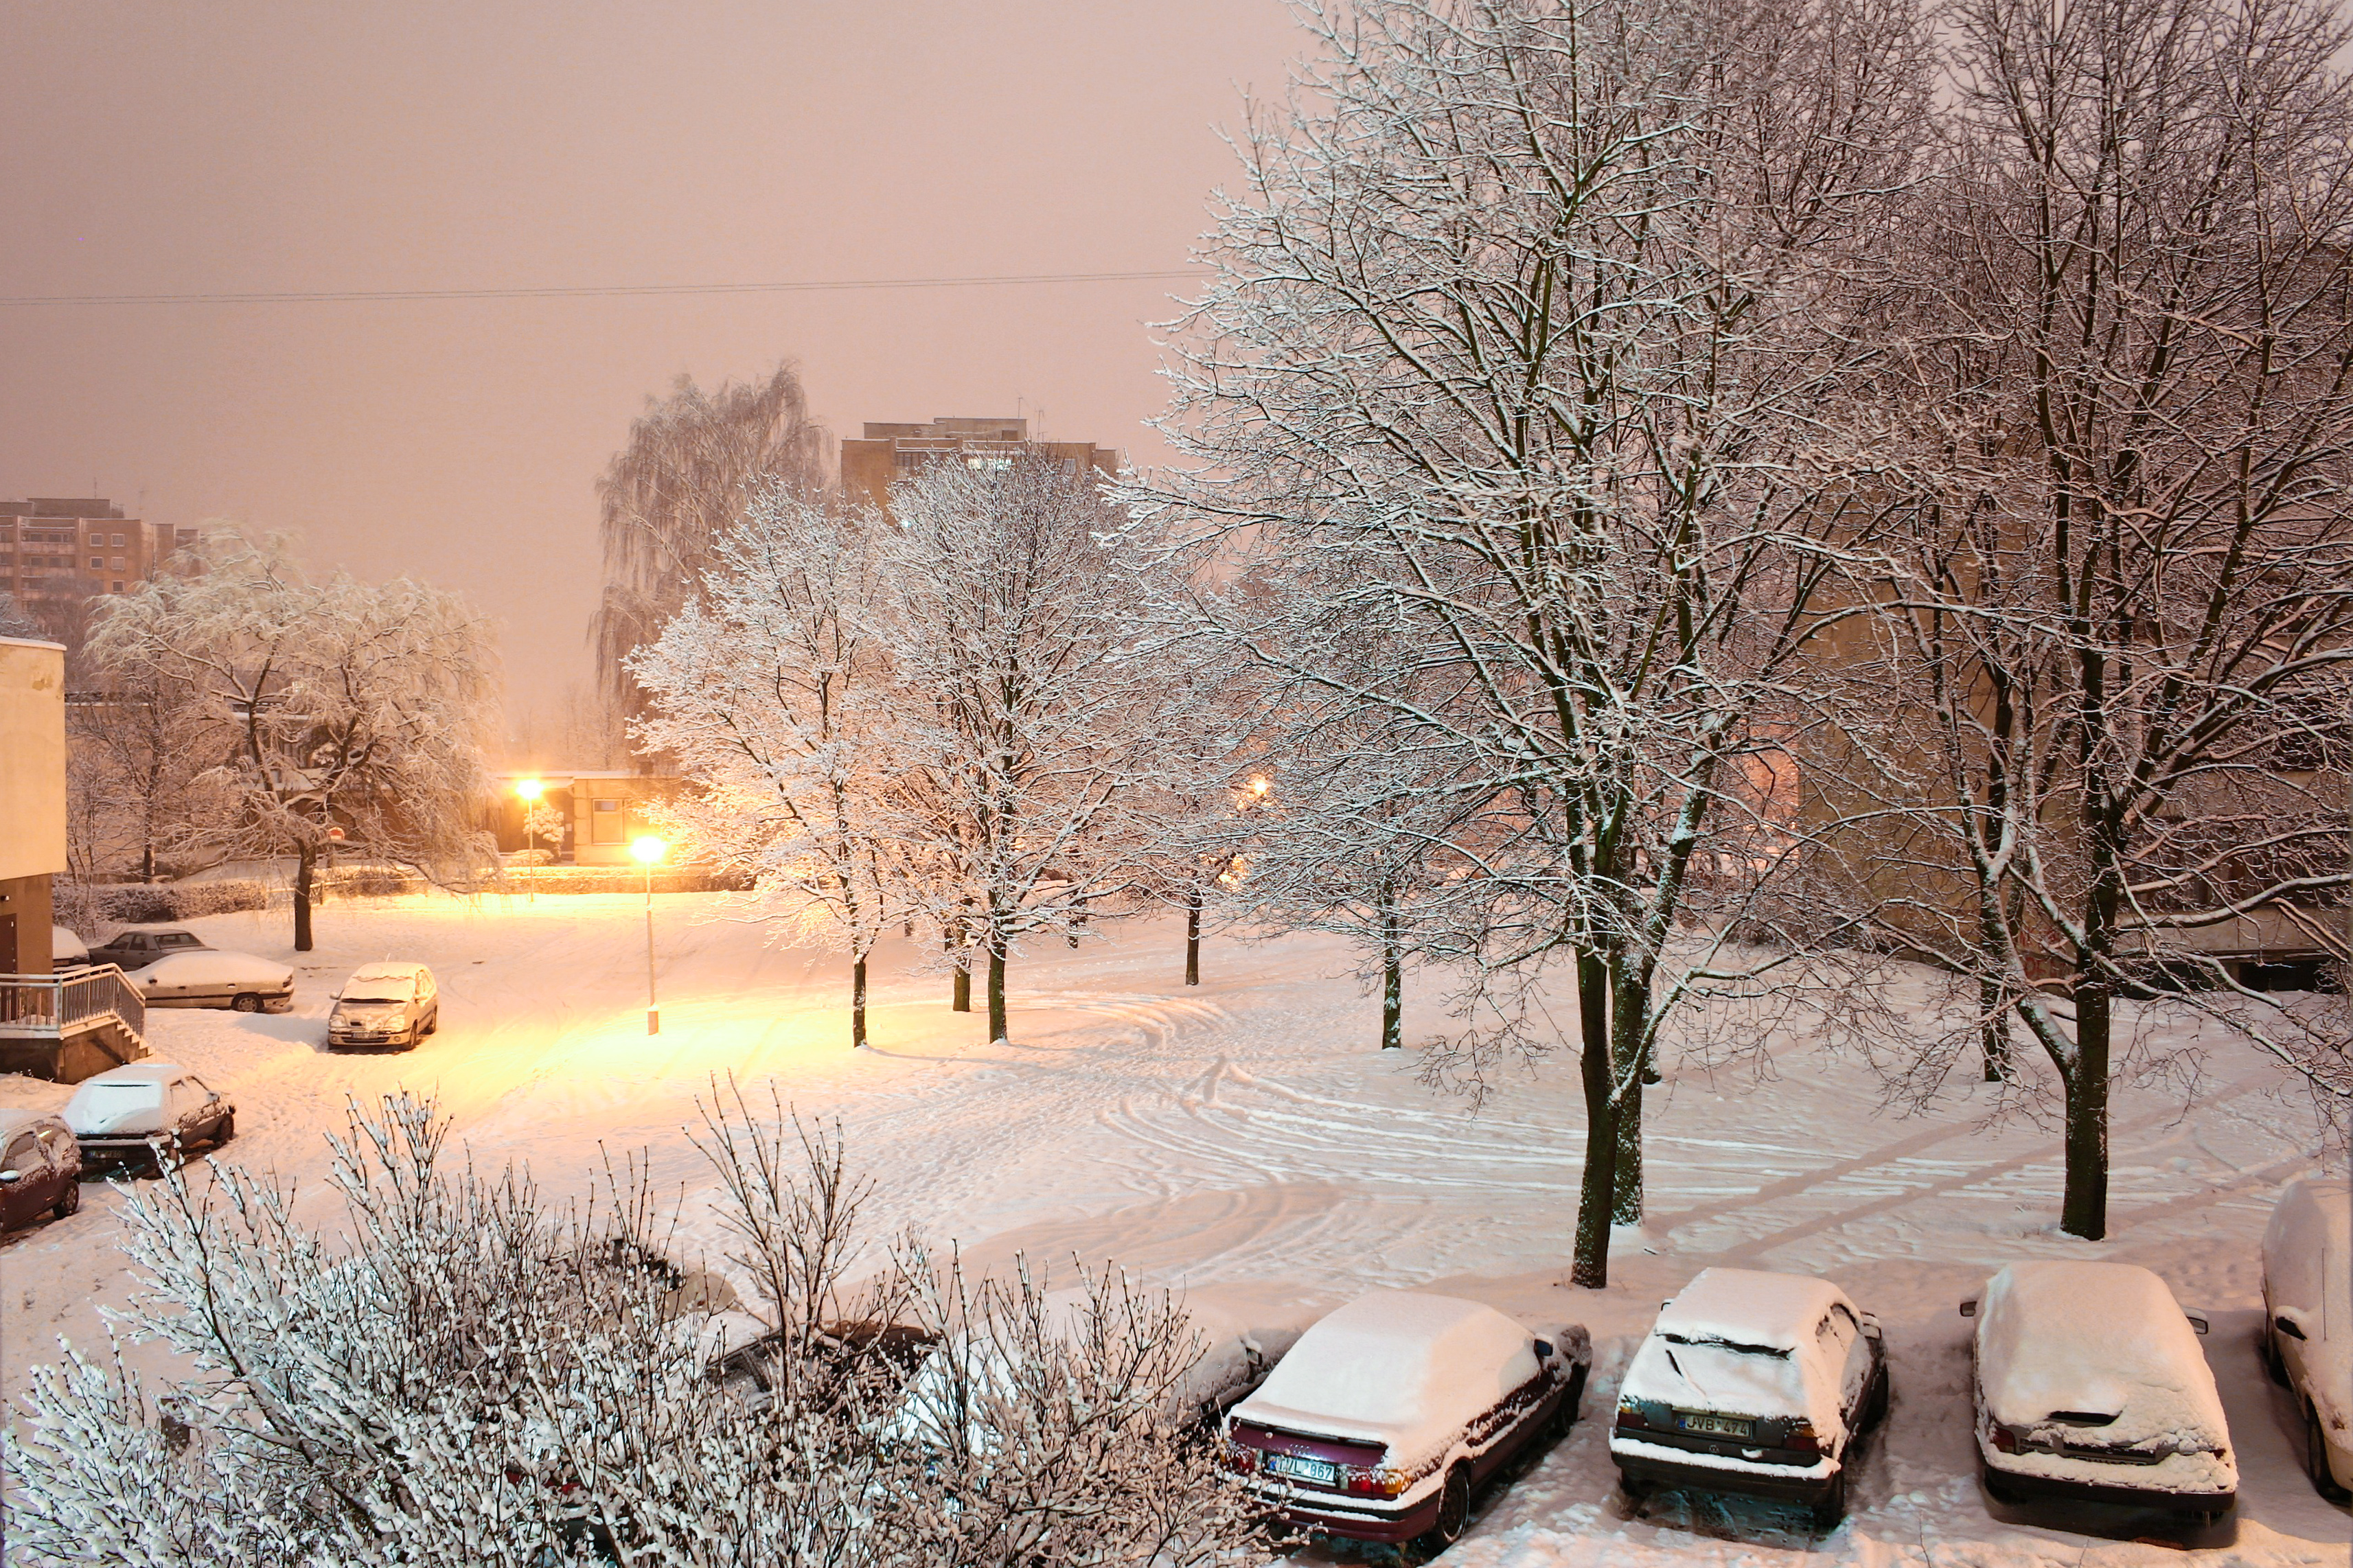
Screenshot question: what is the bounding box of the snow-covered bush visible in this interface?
[4,1087,1274,1568]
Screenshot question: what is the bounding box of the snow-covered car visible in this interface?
[1222,1290,1589,1552]
[135,949,294,1013]
[0,1109,83,1230]
[1963,1260,2236,1521]
[85,924,210,972]
[1609,1267,1887,1527]
[328,962,440,1050]
[51,925,89,972]
[63,1063,236,1168]
[2263,1177,2351,1501]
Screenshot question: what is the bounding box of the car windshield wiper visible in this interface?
[1661,1334,1791,1359]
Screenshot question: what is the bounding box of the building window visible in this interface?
[89,556,102,569]
[111,533,126,546]
[111,581,125,592]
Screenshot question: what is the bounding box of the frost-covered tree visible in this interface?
[1856,0,2353,1232]
[86,531,499,951]
[884,454,1189,1045]
[591,366,828,732]
[632,485,919,1048]
[3,1089,1274,1568]
[1135,0,1931,1285]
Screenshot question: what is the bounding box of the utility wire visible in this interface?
[0,268,1201,308]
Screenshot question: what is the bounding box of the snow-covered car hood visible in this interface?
[1975,1261,2233,1479]
[137,950,292,992]
[1229,1290,1539,1463]
[62,1081,171,1137]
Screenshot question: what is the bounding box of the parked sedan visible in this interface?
[0,1109,83,1230]
[1224,1290,1589,1552]
[135,950,295,1013]
[2263,1177,2352,1501]
[328,962,440,1050]
[1965,1260,2236,1523]
[1611,1267,1888,1527]
[85,924,210,971]
[63,1063,236,1169]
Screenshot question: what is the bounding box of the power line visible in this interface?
[0,268,1202,308]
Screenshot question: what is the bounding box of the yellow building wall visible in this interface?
[0,636,67,882]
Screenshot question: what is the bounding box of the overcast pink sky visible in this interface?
[2,1,1300,719]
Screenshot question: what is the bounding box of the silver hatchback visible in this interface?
[328,963,441,1050]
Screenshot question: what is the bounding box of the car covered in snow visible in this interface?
[63,1063,236,1168]
[0,1109,83,1230]
[2263,1177,2351,1501]
[1222,1289,1589,1552]
[51,926,89,972]
[1962,1260,2235,1521]
[328,962,440,1050]
[1609,1267,1887,1527]
[84,924,210,971]
[134,949,295,1013]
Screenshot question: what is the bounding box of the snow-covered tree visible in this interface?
[884,454,1190,1045]
[1854,0,2353,1232]
[632,485,919,1048]
[3,1089,1276,1568]
[591,366,829,733]
[85,531,499,950]
[1134,0,1931,1285]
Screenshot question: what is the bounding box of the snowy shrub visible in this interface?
[80,878,274,927]
[4,1087,1275,1568]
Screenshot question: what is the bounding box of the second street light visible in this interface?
[514,778,545,903]
[632,834,665,1035]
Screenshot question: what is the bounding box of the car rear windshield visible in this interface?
[83,1082,163,1111]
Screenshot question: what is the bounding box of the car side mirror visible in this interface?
[1534,1339,1553,1358]
[2185,1313,2209,1335]
[1861,1322,1883,1342]
[2277,1314,2308,1341]
[1959,1299,1977,1317]
[207,1092,220,1104]
[0,1170,20,1185]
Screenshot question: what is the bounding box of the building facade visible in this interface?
[838,417,1119,512]
[0,636,67,974]
[0,498,199,624]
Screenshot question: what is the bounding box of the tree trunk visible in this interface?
[1184,887,1202,987]
[2059,986,2111,1239]
[948,920,970,1013]
[1611,1078,1644,1225]
[1569,952,1616,1288]
[851,954,869,1049]
[987,943,1009,1044]
[1379,888,1402,1050]
[292,844,316,952]
[1980,978,2010,1082]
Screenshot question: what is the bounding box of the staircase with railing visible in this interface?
[0,964,149,1081]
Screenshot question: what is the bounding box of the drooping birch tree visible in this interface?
[1136,0,1930,1285]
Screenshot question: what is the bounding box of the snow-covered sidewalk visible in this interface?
[1,891,2343,1566]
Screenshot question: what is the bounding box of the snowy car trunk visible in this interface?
[2262,1177,2352,1493]
[1971,1261,2236,1506]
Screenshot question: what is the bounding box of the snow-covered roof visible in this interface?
[143,951,288,985]
[0,1107,66,1141]
[80,1060,189,1084]
[1657,1267,1853,1352]
[348,962,424,980]
[1230,1290,1536,1455]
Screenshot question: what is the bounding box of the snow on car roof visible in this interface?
[349,962,422,980]
[1977,1261,2227,1446]
[143,950,290,982]
[0,1107,65,1140]
[79,1061,191,1085]
[1231,1290,1536,1451]
[1656,1267,1853,1351]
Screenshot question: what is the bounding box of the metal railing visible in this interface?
[0,964,146,1041]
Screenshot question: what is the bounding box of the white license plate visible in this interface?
[1269,1453,1338,1486]
[1677,1411,1754,1439]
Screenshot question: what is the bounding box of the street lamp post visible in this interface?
[514,779,545,903]
[632,835,665,1035]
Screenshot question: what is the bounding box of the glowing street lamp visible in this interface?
[514,779,545,903]
[632,834,666,1035]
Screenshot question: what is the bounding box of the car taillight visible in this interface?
[1615,1402,1651,1431]
[1340,1465,1409,1499]
[1224,1441,1259,1475]
[1782,1420,1821,1456]
[1990,1424,2019,1454]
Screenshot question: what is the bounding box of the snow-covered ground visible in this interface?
[2,891,2345,1567]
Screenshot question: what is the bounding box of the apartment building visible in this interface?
[0,498,198,616]
[838,417,1119,512]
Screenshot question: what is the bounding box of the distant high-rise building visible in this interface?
[838,417,1120,512]
[0,498,198,627]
